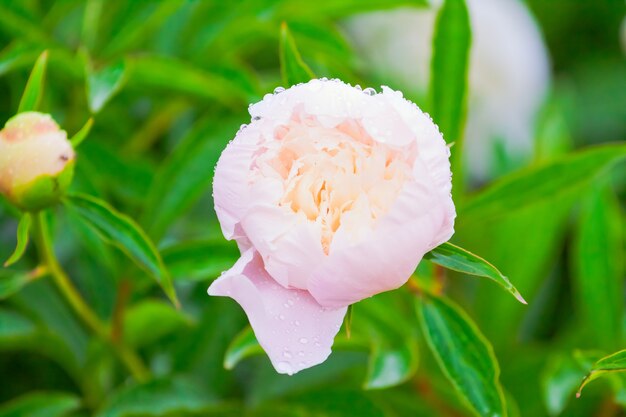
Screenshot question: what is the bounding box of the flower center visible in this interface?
[251,111,414,254]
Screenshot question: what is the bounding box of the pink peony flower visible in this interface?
[208,79,455,375]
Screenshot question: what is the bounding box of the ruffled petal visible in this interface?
[212,125,260,242]
[208,250,347,375]
[308,175,452,308]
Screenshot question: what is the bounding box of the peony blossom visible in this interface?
[345,0,551,181]
[0,112,75,210]
[208,79,455,374]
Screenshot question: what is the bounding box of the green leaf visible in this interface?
[276,0,428,18]
[4,213,32,267]
[69,118,94,148]
[95,377,215,417]
[126,55,248,106]
[578,349,626,397]
[417,293,506,417]
[541,354,592,416]
[101,1,182,58]
[86,59,127,113]
[142,117,241,240]
[124,300,191,348]
[64,193,178,307]
[463,144,626,221]
[572,183,623,350]
[224,326,264,370]
[0,307,37,340]
[0,5,48,43]
[18,50,48,113]
[0,392,80,417]
[279,22,315,87]
[0,43,42,77]
[365,339,418,390]
[359,291,419,390]
[424,242,526,304]
[429,0,471,198]
[0,269,39,300]
[162,240,239,282]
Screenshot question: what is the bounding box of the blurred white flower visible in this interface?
[345,0,551,181]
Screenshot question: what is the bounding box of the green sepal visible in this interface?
[9,161,75,211]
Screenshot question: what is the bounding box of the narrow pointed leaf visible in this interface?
[224,326,264,370]
[4,213,32,267]
[463,144,626,220]
[425,242,526,304]
[417,293,506,417]
[279,22,315,87]
[95,377,215,417]
[86,59,127,113]
[578,349,626,397]
[429,0,471,198]
[0,270,37,300]
[64,193,178,307]
[360,292,419,390]
[572,184,623,349]
[69,118,94,148]
[162,239,239,282]
[0,392,80,417]
[18,50,48,112]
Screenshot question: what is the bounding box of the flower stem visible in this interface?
[32,211,150,382]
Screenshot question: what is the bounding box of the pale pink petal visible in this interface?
[308,175,452,308]
[208,250,347,375]
[212,125,260,242]
[240,206,326,289]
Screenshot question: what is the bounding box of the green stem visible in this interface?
[32,211,150,382]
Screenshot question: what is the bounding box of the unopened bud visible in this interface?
[0,112,75,211]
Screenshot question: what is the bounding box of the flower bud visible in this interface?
[0,112,75,211]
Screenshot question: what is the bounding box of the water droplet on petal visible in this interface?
[274,86,285,94]
[299,337,308,344]
[283,350,293,359]
[277,361,293,375]
[363,87,376,96]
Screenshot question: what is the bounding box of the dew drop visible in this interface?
[277,361,293,375]
[283,350,293,359]
[273,86,285,94]
[287,299,294,306]
[299,337,308,344]
[294,320,300,326]
[278,314,285,320]
[363,87,376,96]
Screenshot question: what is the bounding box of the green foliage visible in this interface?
[579,350,626,397]
[0,391,80,417]
[4,213,31,267]
[0,1,623,416]
[572,184,623,350]
[17,50,47,113]
[64,193,178,306]
[426,242,526,303]
[417,293,506,417]
[280,22,316,86]
[429,0,471,198]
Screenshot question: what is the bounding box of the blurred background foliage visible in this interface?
[0,0,624,416]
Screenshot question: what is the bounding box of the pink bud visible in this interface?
[0,112,75,211]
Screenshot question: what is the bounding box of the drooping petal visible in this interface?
[208,250,347,375]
